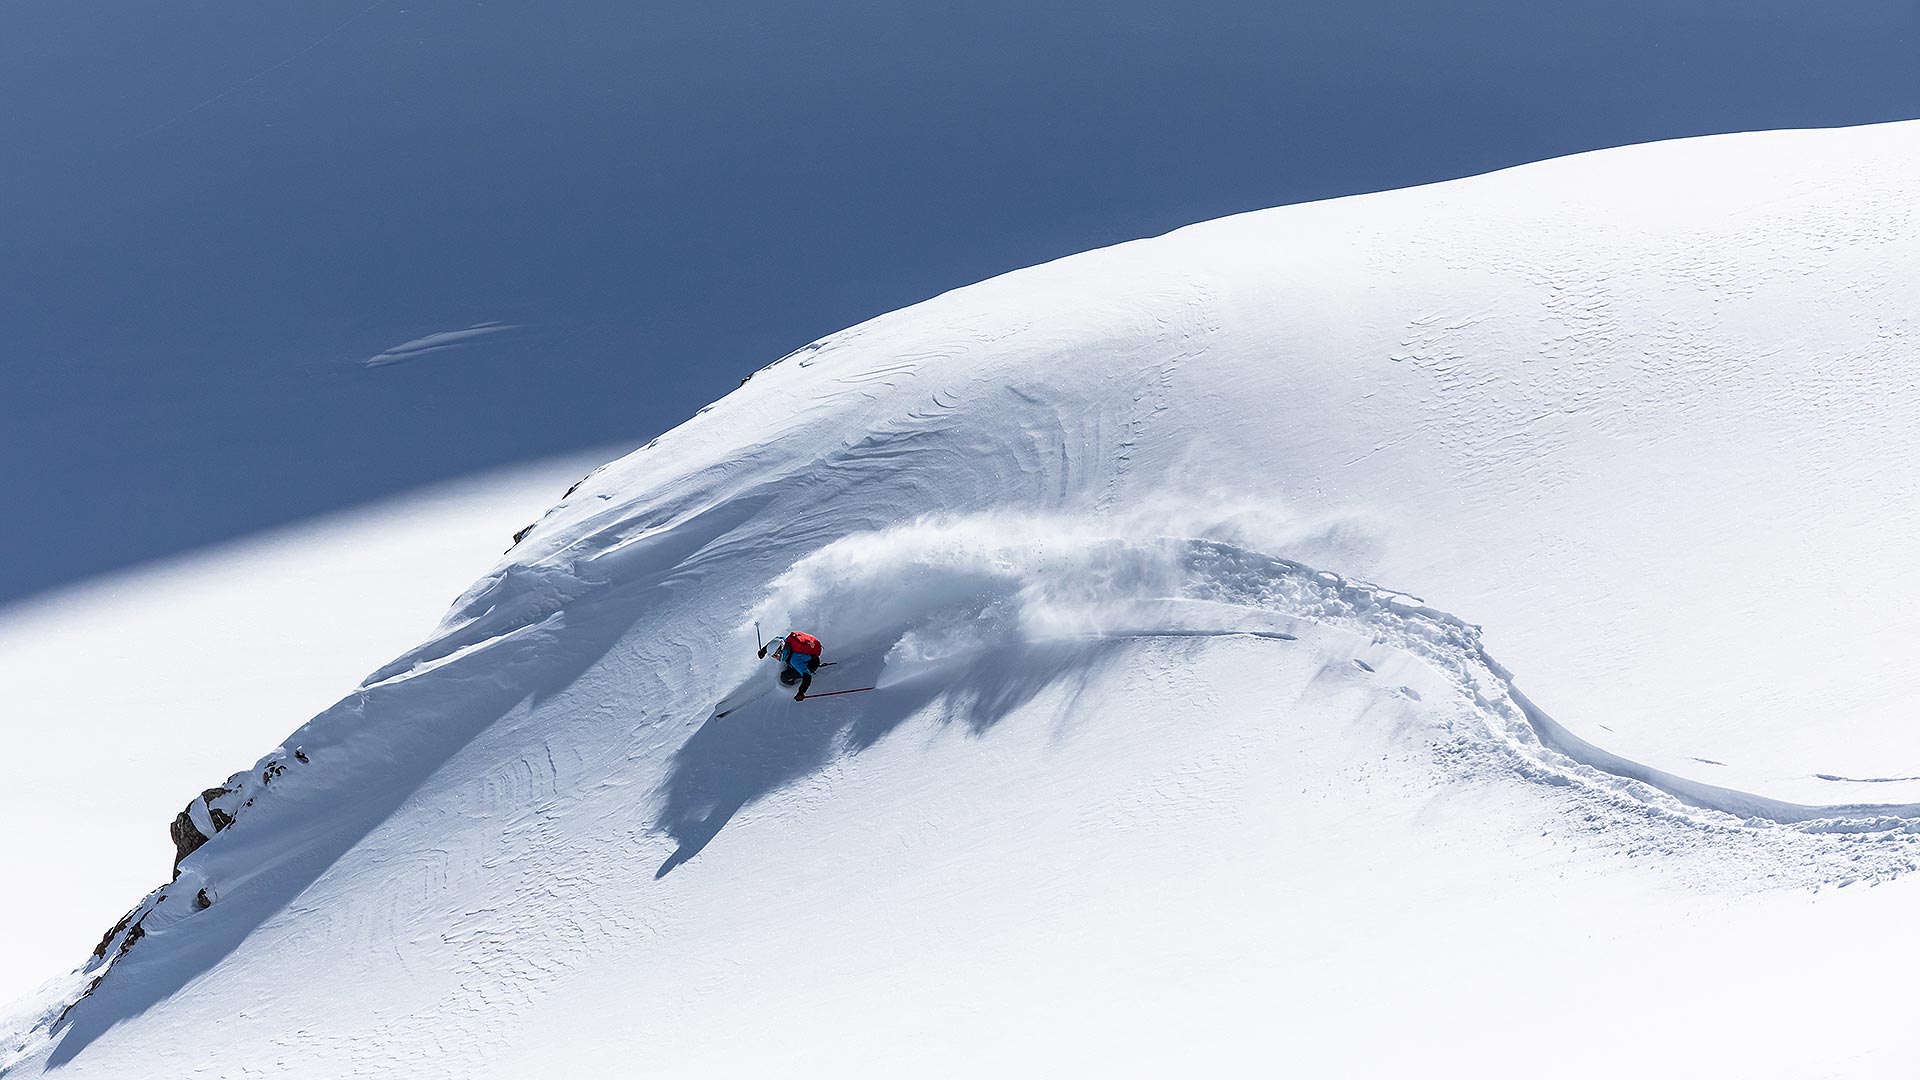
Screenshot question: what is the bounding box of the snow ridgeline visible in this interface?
[46,511,1920,1037]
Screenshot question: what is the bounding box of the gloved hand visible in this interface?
[757,645,768,659]
[794,691,806,702]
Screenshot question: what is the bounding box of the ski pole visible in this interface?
[754,621,763,651]
[802,686,877,700]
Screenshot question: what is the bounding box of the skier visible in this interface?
[760,631,824,700]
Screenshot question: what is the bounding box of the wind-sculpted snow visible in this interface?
[9,121,1920,1076]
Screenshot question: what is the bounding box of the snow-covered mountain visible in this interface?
[8,121,1920,1077]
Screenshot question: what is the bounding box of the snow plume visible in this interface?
[755,516,1183,680]
[747,505,1377,686]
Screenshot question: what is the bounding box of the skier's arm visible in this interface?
[795,671,812,700]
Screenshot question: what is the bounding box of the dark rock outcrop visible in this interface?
[91,909,138,960]
[115,921,145,958]
[169,785,235,876]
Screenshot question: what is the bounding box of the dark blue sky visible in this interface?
[3,0,1915,605]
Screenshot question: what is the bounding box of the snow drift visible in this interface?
[8,121,1920,1077]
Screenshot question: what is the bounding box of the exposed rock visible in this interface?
[91,909,138,960]
[171,785,236,874]
[115,920,145,958]
[56,976,104,1027]
[169,811,208,878]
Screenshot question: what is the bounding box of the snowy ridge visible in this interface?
[37,512,1920,1052]
[9,121,1920,1076]
[67,505,1920,1040]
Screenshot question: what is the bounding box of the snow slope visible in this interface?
[0,452,611,1009]
[7,121,1920,1077]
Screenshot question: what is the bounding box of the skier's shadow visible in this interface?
[653,640,1110,877]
